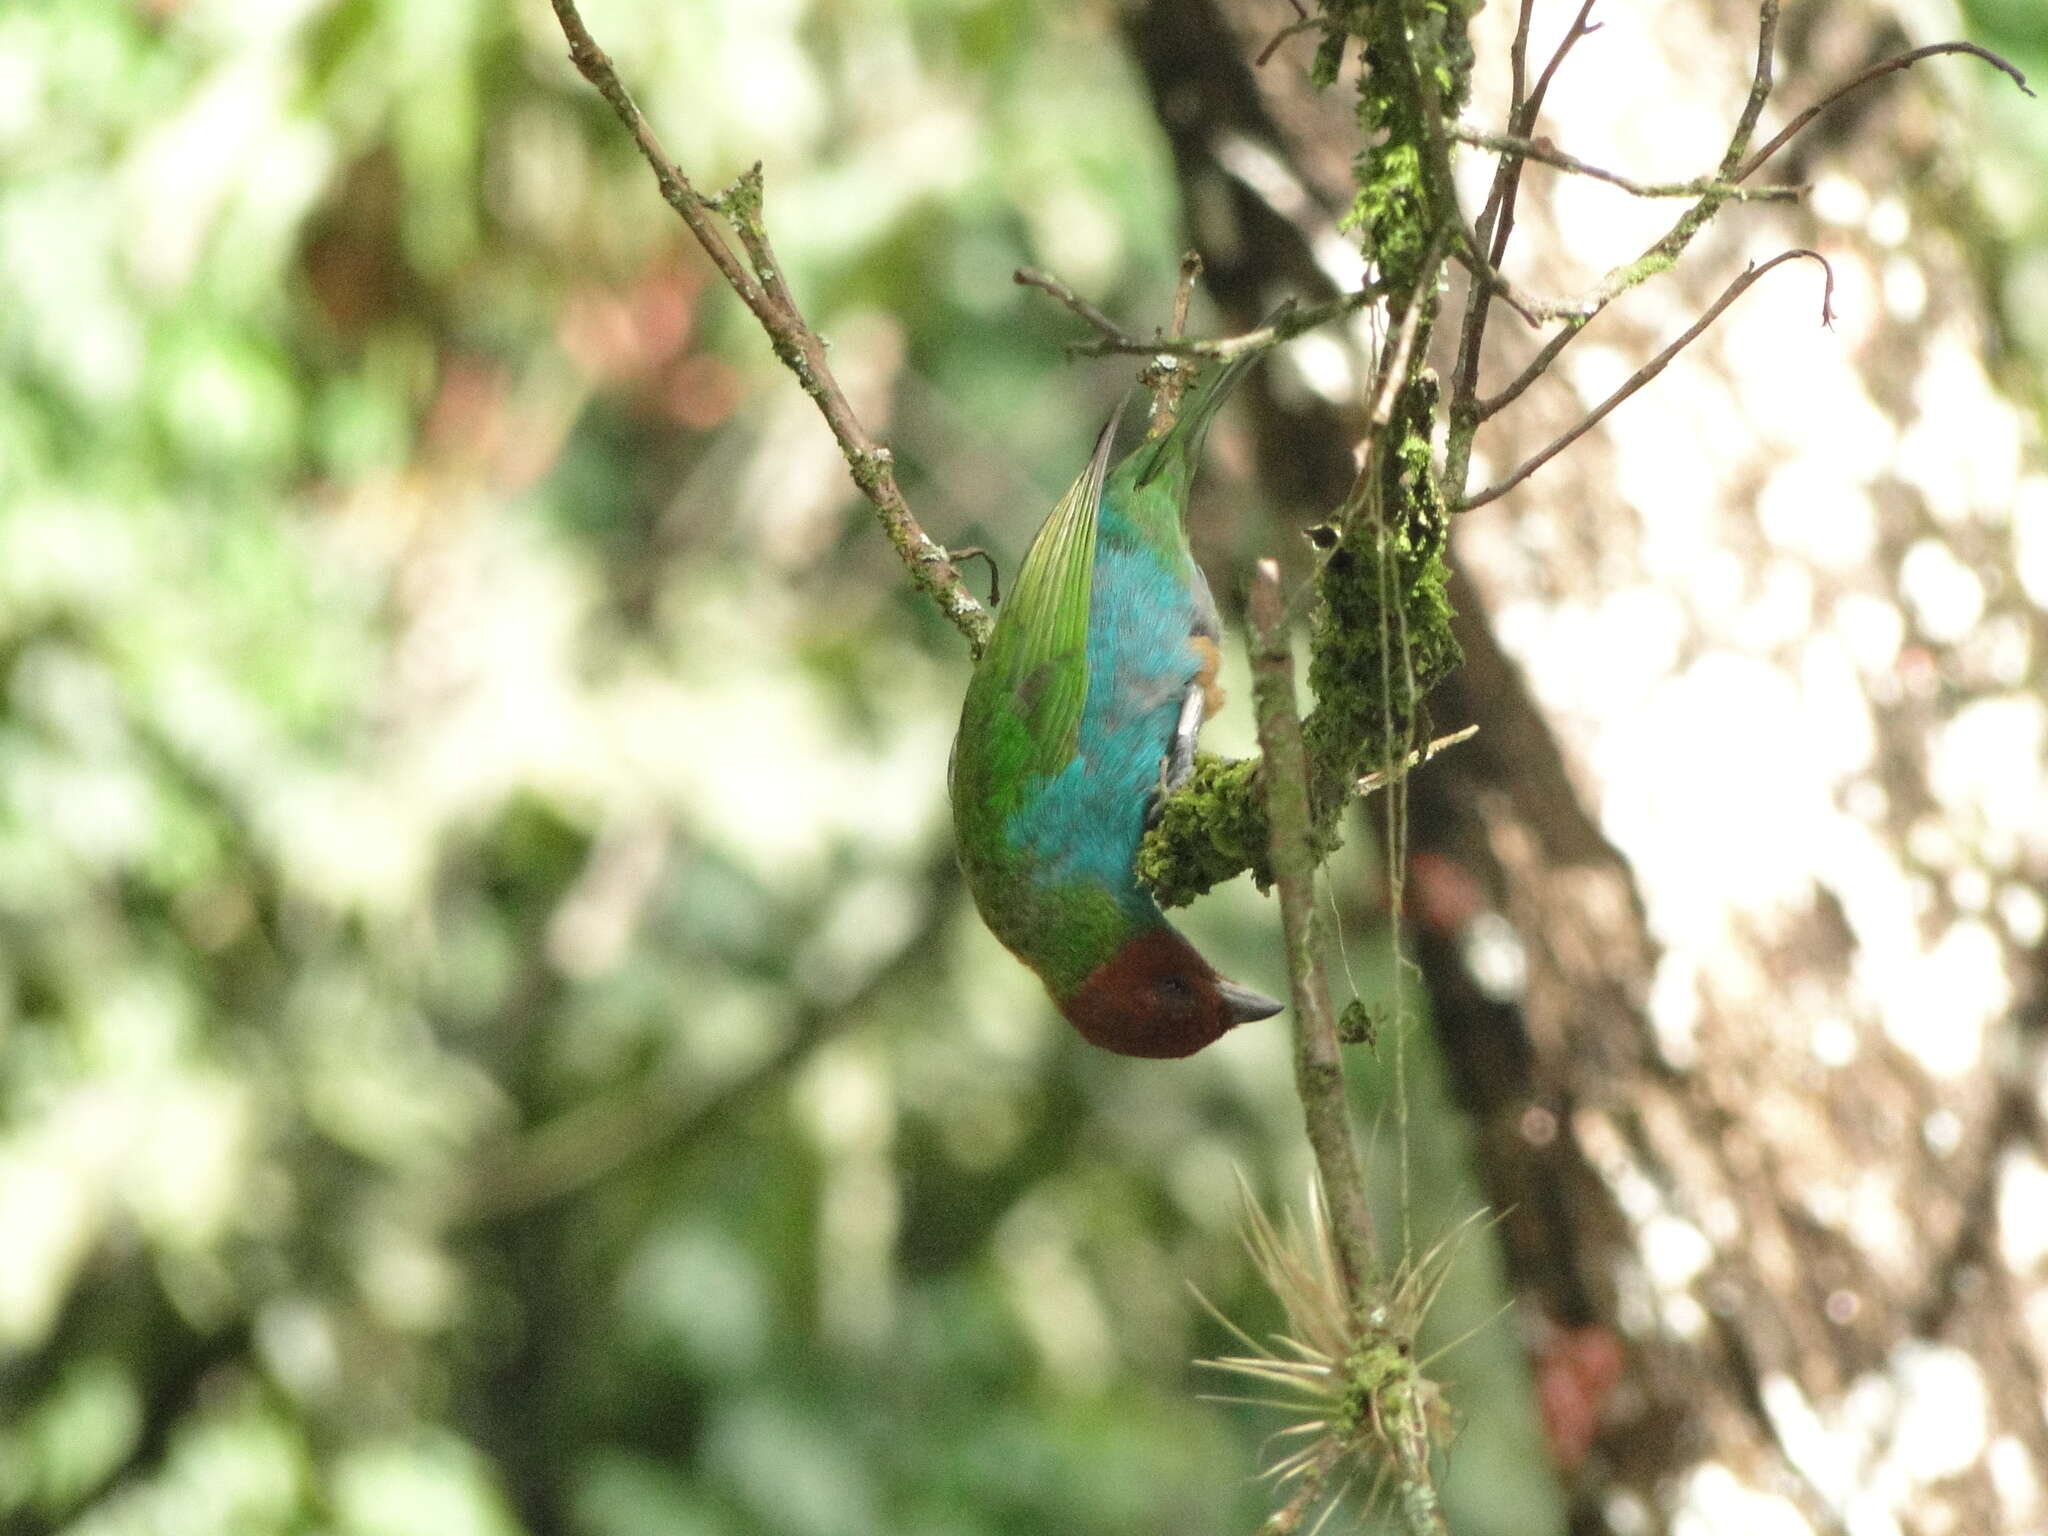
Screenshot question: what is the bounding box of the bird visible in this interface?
[949,354,1283,1058]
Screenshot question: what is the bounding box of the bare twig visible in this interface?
[1443,0,1600,498]
[1247,560,1377,1303]
[1723,0,1784,174]
[1734,40,2033,181]
[1451,128,1804,202]
[1143,250,1209,437]
[547,0,992,653]
[1016,266,1380,361]
[1408,48,1548,333]
[1459,20,2027,464]
[1256,14,1321,70]
[1481,1,1602,273]
[1013,265,1127,346]
[1356,726,1479,796]
[1170,249,1202,340]
[1466,0,1788,435]
[1458,249,1834,512]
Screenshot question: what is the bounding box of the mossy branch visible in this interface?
[1247,561,1377,1303]
[1246,561,1452,1535]
[1142,0,1469,909]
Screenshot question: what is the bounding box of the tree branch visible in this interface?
[546,0,992,653]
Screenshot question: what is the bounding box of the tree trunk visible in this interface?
[1126,1,2048,1530]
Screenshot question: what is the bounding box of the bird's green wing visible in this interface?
[958,410,1120,808]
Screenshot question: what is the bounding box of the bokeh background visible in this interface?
[2,2,2042,1534]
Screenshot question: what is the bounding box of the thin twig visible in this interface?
[546,0,992,653]
[1371,224,1453,427]
[1257,15,1322,69]
[1246,560,1377,1304]
[1409,51,1547,332]
[1144,250,1210,437]
[1483,0,1603,275]
[1017,266,1380,361]
[1458,248,1834,512]
[1469,0,1787,431]
[1258,1444,1340,1534]
[1014,265,1127,346]
[1724,0,1783,173]
[1734,40,2033,181]
[1451,128,1804,202]
[1471,20,2030,439]
[1356,726,1478,796]
[1445,0,1602,499]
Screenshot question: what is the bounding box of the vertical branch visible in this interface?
[1144,250,1210,436]
[1445,0,1600,498]
[1247,560,1376,1303]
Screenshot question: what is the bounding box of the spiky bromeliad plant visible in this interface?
[1200,1185,1490,1535]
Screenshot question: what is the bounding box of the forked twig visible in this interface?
[1484,0,1603,271]
[1458,248,1835,512]
[1444,0,1600,495]
[1016,266,1380,361]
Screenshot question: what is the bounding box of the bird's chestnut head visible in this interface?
[1061,927,1282,1058]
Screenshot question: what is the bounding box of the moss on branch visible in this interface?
[1141,0,1469,911]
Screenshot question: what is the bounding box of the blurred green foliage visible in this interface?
[0,1,1567,1533]
[1958,0,2048,379]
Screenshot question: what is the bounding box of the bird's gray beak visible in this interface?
[1219,979,1284,1024]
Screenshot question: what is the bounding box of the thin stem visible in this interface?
[1733,40,2033,182]
[1445,0,1600,498]
[1451,128,1804,202]
[1143,250,1210,437]
[1247,560,1377,1304]
[1016,266,1380,361]
[547,0,992,653]
[1257,1445,1338,1535]
[1458,248,1834,512]
[1257,15,1322,70]
[1487,0,1603,270]
[1723,0,1783,174]
[1013,265,1126,346]
[1356,727,1478,796]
